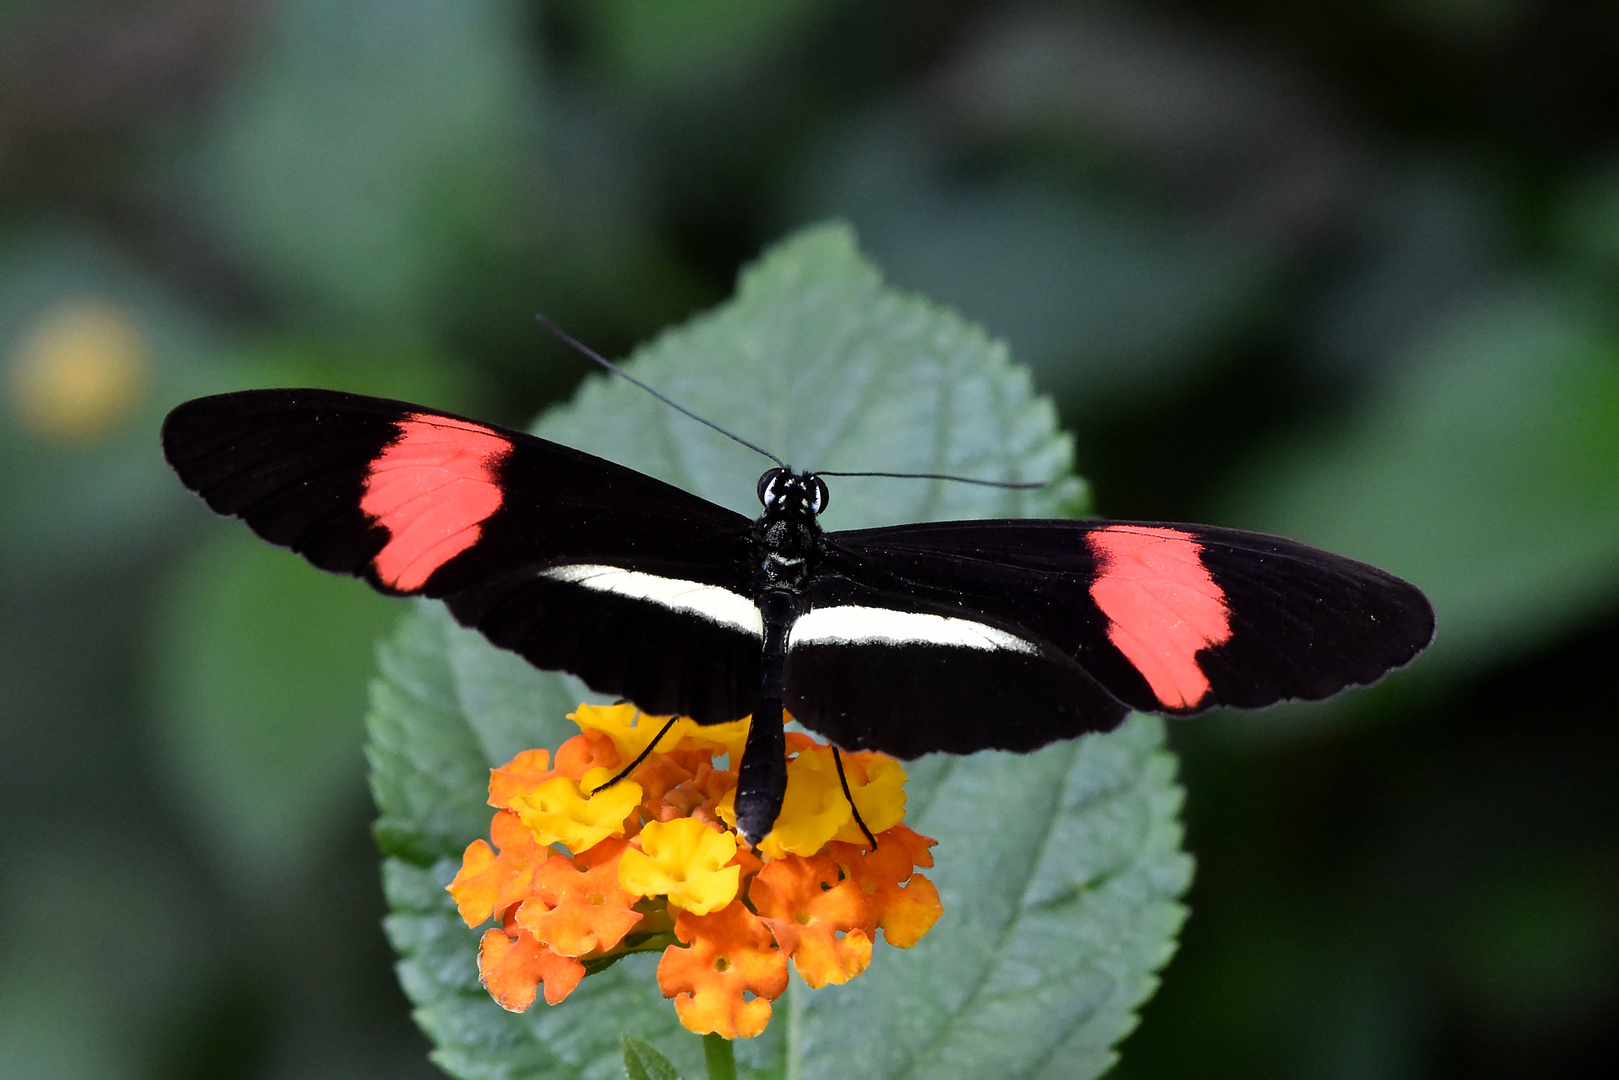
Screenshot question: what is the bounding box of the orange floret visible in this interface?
[515,842,643,957]
[629,752,697,806]
[827,824,943,948]
[883,821,938,869]
[446,809,548,926]
[552,729,620,779]
[656,902,787,1040]
[487,748,553,809]
[749,854,873,988]
[477,923,585,1010]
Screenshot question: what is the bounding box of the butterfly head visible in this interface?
[757,467,829,518]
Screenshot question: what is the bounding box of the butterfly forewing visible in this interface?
[162,389,761,722]
[813,520,1434,732]
[162,390,405,577]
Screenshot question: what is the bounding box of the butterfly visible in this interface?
[161,388,1435,845]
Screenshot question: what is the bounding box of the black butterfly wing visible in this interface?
[162,389,761,722]
[784,519,1433,757]
[781,572,1130,759]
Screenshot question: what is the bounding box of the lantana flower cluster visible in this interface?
[446,704,944,1039]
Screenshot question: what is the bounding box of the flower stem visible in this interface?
[702,1033,737,1080]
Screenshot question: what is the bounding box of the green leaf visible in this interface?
[623,1037,686,1080]
[371,223,1191,1080]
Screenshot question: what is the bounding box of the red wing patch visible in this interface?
[1088,525,1232,710]
[360,414,511,591]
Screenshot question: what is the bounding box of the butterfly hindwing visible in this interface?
[444,568,762,724]
[782,572,1129,758]
[162,389,761,723]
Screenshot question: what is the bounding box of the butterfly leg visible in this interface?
[587,714,680,794]
[831,747,878,850]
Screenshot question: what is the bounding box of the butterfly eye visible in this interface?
[757,468,786,508]
[809,476,829,515]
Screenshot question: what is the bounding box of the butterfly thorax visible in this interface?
[750,467,826,602]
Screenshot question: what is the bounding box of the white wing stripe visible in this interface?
[790,605,1038,654]
[541,565,763,637]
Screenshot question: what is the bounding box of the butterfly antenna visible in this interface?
[817,469,1046,490]
[536,313,785,468]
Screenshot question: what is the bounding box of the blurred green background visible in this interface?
[2,1,1617,1077]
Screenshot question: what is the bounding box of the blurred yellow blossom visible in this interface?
[8,298,148,441]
